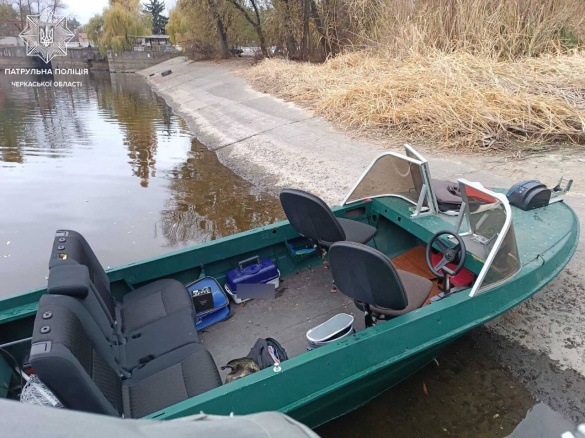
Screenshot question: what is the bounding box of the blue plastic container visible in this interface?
[225,256,280,304]
[187,277,230,331]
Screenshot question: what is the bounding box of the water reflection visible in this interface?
[0,75,90,163]
[94,74,164,188]
[0,72,282,296]
[160,139,280,246]
[317,331,536,437]
[0,94,24,163]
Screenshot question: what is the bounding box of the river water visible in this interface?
[0,72,540,436]
[0,72,281,297]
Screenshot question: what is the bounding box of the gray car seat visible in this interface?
[30,294,221,418]
[47,230,199,371]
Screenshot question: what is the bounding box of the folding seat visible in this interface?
[279,189,377,249]
[47,230,199,370]
[30,295,222,418]
[329,241,433,326]
[49,230,194,333]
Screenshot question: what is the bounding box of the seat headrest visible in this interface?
[49,230,89,269]
[48,263,91,298]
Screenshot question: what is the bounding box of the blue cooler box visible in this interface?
[225,256,280,304]
[187,277,230,331]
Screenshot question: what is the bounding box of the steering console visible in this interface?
[425,230,466,278]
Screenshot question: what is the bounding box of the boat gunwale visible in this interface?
[0,201,374,323]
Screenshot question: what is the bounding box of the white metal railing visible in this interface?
[457,179,518,297]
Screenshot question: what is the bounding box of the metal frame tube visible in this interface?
[0,337,32,350]
[457,179,517,297]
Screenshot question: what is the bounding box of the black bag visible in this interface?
[246,338,288,370]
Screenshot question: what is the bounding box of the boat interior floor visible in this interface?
[201,245,439,380]
[200,266,363,380]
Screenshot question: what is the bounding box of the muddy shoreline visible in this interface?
[139,57,585,426]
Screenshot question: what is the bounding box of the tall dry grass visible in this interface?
[243,51,585,150]
[242,0,585,151]
[346,0,585,60]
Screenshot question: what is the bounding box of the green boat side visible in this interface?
[0,203,368,325]
[147,201,578,427]
[0,196,579,428]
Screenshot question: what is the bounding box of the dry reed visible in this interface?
[242,51,585,150]
[346,0,585,60]
[240,0,585,151]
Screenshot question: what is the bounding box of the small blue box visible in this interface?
[187,277,230,331]
[225,256,280,304]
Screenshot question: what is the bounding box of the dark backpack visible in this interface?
[246,338,288,370]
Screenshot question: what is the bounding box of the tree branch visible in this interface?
[225,0,257,29]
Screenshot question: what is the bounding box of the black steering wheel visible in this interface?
[426,230,466,277]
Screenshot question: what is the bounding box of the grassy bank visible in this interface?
[243,52,585,152]
[241,0,585,152]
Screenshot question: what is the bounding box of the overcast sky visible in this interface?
[65,0,177,25]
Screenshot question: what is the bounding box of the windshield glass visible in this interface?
[459,180,520,296]
[343,153,432,207]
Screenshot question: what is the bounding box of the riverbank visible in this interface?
[139,56,585,422]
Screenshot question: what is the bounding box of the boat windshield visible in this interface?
[342,152,437,212]
[458,179,520,296]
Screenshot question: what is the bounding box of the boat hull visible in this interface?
[287,338,454,427]
[0,197,578,427]
[150,201,578,426]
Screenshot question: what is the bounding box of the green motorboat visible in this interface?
[0,146,578,428]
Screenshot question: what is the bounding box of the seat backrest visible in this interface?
[279,189,345,244]
[30,294,124,416]
[47,262,117,341]
[329,241,408,310]
[49,230,116,320]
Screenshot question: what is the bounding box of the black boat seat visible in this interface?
[358,270,433,317]
[279,189,377,248]
[320,218,377,248]
[329,241,433,318]
[30,295,221,418]
[48,230,194,333]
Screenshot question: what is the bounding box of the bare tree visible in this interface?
[0,0,20,35]
[277,0,298,59]
[310,0,339,58]
[207,0,230,58]
[10,0,31,30]
[46,0,67,16]
[225,0,268,57]
[300,0,309,60]
[9,0,67,30]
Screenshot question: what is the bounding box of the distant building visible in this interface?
[66,32,90,48]
[130,35,175,52]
